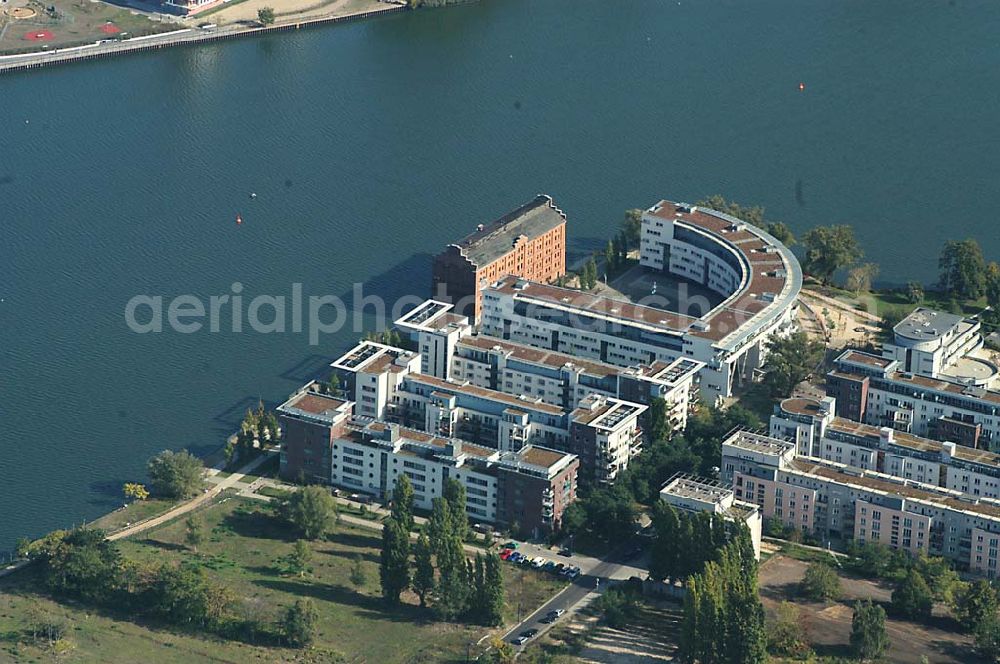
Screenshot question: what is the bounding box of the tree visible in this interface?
[986,262,1000,311]
[146,450,204,499]
[851,600,889,661]
[939,238,986,300]
[622,208,643,249]
[184,515,204,553]
[276,486,337,539]
[766,221,796,247]
[482,552,505,626]
[443,477,468,542]
[412,532,435,608]
[955,580,998,632]
[123,482,149,501]
[801,225,863,284]
[646,396,673,444]
[257,6,276,25]
[905,281,925,304]
[151,563,229,628]
[391,474,415,534]
[427,497,451,556]
[435,533,470,620]
[379,518,411,604]
[976,615,1000,661]
[287,539,312,578]
[891,568,934,620]
[768,601,810,658]
[846,262,879,294]
[486,636,515,664]
[649,502,682,583]
[283,598,318,647]
[761,331,824,398]
[36,528,122,605]
[914,554,960,605]
[349,553,367,589]
[800,562,841,601]
[605,240,616,274]
[326,371,341,396]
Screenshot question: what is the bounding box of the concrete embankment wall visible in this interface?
[0,5,407,75]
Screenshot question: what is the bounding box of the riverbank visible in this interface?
[0,0,404,74]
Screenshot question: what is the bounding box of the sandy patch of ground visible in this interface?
[208,0,386,26]
[759,554,980,663]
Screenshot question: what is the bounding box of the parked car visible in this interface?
[499,549,513,560]
[553,563,566,574]
[558,548,573,557]
[541,608,565,624]
[541,561,556,572]
[503,541,519,550]
[508,552,524,563]
[531,556,546,568]
[521,629,539,639]
[512,635,529,646]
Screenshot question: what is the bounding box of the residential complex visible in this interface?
[721,430,1000,577]
[431,195,567,321]
[828,314,1000,451]
[479,200,801,403]
[659,473,763,559]
[277,386,579,537]
[771,395,1000,499]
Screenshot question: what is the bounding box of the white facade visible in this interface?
[659,474,763,559]
[478,200,800,404]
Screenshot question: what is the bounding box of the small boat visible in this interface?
[250,192,257,199]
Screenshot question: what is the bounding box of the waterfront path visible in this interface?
[107,451,275,541]
[0,3,404,74]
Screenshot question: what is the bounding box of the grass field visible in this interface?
[0,497,564,663]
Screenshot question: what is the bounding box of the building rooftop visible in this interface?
[331,340,416,374]
[571,396,645,429]
[457,335,619,378]
[660,473,734,505]
[624,357,704,386]
[790,457,1000,520]
[893,307,967,342]
[779,397,829,418]
[838,349,894,370]
[395,300,471,334]
[448,195,566,268]
[408,373,566,415]
[723,430,796,457]
[485,199,801,351]
[278,391,351,424]
[518,445,572,470]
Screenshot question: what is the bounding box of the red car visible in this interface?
[499,548,513,560]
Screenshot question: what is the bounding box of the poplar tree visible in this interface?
[483,552,505,626]
[391,474,415,534]
[412,532,435,608]
[379,519,410,604]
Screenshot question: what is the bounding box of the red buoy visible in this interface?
[236,214,243,225]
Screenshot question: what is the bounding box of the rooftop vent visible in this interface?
[676,203,695,214]
[514,279,528,290]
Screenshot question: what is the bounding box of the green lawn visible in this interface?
[87,498,177,534]
[809,283,987,322]
[0,498,564,663]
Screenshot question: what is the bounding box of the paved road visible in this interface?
[502,545,646,653]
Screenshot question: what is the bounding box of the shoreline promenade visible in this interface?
[0,2,405,75]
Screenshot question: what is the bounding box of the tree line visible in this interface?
[16,525,317,648]
[379,475,505,626]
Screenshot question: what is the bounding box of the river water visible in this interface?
[2,0,999,550]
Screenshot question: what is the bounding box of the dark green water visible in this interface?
[2,0,999,550]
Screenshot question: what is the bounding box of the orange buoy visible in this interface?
[236,214,243,225]
[798,82,806,91]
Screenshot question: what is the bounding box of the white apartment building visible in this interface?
[479,200,801,404]
[771,395,1000,500]
[721,430,1000,578]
